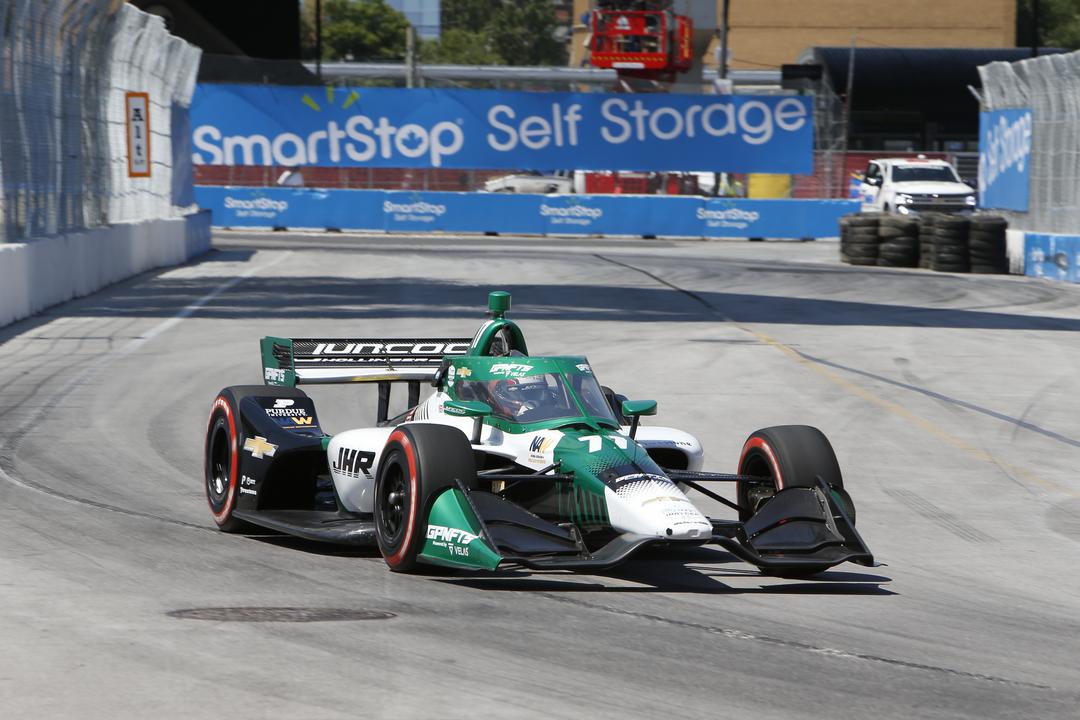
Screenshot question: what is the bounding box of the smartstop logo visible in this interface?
[697,206,760,230]
[383,200,447,224]
[979,110,1032,192]
[540,203,603,226]
[224,196,288,219]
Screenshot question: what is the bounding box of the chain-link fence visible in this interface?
[979,51,1080,234]
[0,0,201,243]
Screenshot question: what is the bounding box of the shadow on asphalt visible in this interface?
[54,265,1080,331]
[437,545,895,595]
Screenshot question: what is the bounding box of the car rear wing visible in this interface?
[261,336,471,386]
[262,336,473,424]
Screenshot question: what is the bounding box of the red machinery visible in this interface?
[588,1,692,80]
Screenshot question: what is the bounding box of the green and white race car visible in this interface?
[204,291,873,576]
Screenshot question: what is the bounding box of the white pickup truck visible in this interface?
[859,157,976,215]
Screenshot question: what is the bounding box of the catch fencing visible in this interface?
[0,0,201,243]
[979,51,1080,234]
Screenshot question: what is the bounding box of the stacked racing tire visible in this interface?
[967,215,1009,273]
[932,214,971,273]
[917,212,945,269]
[877,215,920,268]
[840,213,880,266]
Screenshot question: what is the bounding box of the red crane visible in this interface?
[587,1,693,82]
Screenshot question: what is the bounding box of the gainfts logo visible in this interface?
[426,525,480,545]
[490,363,533,377]
[264,367,287,383]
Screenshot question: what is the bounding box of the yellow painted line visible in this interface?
[325,85,334,104]
[342,90,360,110]
[743,326,1079,497]
[301,94,321,112]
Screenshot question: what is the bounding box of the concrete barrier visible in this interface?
[0,211,211,329]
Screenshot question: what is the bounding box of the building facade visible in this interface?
[570,0,1017,69]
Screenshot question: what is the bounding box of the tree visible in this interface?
[1017,0,1080,50]
[420,28,503,66]
[432,0,566,66]
[306,0,410,61]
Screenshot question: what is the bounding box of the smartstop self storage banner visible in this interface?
[190,85,813,174]
[195,187,857,239]
[978,108,1032,211]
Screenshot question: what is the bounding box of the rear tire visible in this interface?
[374,424,477,573]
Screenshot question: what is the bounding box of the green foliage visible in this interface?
[1017,0,1080,49]
[427,0,566,66]
[317,0,410,61]
[301,0,566,66]
[420,28,503,65]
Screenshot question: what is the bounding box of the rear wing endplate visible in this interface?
[261,337,472,387]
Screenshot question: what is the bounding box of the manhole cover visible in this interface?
[167,607,396,623]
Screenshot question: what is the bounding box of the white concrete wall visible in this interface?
[0,211,211,328]
[1006,228,1026,275]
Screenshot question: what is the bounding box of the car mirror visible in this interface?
[866,176,881,187]
[621,400,657,417]
[444,400,492,444]
[621,399,657,439]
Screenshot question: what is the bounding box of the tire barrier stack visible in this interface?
[877,216,919,268]
[839,212,881,266]
[968,216,1010,274]
[932,215,971,273]
[838,212,1010,274]
[917,212,945,269]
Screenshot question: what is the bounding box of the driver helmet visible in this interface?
[490,375,548,417]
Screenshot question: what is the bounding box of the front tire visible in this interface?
[374,424,477,573]
[736,425,849,523]
[737,425,854,577]
[204,384,308,533]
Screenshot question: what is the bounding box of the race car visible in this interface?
[204,291,873,576]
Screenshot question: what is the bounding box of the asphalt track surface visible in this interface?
[3,230,1080,719]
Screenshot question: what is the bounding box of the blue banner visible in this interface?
[978,108,1032,211]
[195,186,856,239]
[190,84,813,174]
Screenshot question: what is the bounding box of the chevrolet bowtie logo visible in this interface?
[244,436,278,460]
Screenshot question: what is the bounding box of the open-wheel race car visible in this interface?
[204,292,874,576]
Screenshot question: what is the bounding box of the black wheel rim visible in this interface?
[740,451,776,517]
[207,420,231,512]
[378,461,408,545]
